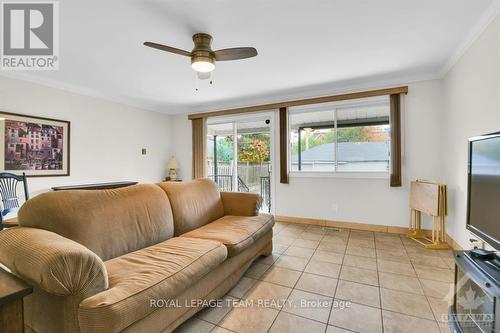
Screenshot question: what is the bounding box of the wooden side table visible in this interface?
[0,267,32,333]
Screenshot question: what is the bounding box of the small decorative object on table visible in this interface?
[0,267,33,332]
[407,179,449,249]
[167,156,179,181]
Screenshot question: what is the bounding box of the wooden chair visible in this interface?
[0,172,29,230]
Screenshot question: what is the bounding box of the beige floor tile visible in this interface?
[343,254,377,270]
[419,278,454,300]
[284,246,315,259]
[428,296,452,323]
[273,235,296,246]
[300,232,323,241]
[197,297,238,324]
[348,238,375,248]
[346,245,376,258]
[244,262,270,279]
[380,288,434,320]
[218,305,279,333]
[326,325,353,333]
[443,257,455,269]
[350,230,374,238]
[311,250,344,264]
[274,255,309,271]
[295,272,338,297]
[282,289,333,323]
[269,311,326,333]
[322,234,349,243]
[377,259,416,276]
[256,253,280,265]
[228,277,258,298]
[174,317,214,333]
[340,266,379,286]
[382,310,441,333]
[284,224,307,231]
[375,241,405,251]
[409,255,449,268]
[272,244,289,255]
[376,249,410,263]
[406,246,443,258]
[210,327,233,333]
[329,301,382,333]
[414,265,454,283]
[305,260,341,278]
[378,271,423,295]
[292,238,320,249]
[335,280,380,307]
[244,281,292,309]
[318,241,347,254]
[279,229,303,238]
[305,225,327,235]
[261,266,302,287]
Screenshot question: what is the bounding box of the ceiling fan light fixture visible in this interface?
[191,55,215,73]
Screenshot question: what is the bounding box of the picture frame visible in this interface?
[0,111,70,177]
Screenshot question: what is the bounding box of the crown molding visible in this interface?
[0,72,188,115]
[2,2,498,116]
[438,0,500,78]
[187,71,440,114]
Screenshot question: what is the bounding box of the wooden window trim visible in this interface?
[188,86,407,120]
[390,94,402,187]
[189,86,406,187]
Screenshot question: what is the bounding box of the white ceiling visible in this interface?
[2,0,499,114]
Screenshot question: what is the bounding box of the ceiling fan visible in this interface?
[144,33,257,78]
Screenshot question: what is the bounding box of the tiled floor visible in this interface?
[174,222,456,333]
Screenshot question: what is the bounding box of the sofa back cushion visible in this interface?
[18,184,174,261]
[156,179,224,235]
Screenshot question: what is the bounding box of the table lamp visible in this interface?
[167,156,178,181]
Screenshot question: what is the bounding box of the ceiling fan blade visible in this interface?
[214,47,258,61]
[143,42,191,57]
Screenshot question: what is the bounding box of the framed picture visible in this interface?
[0,111,70,177]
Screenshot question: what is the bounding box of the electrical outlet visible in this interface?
[141,148,147,155]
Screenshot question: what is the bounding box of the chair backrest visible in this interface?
[0,172,29,221]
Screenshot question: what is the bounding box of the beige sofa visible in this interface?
[0,179,274,333]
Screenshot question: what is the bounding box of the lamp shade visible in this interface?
[167,156,178,169]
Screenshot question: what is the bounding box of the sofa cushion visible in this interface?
[157,179,225,236]
[78,237,227,333]
[180,213,274,257]
[18,184,174,261]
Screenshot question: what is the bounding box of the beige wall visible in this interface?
[0,76,173,196]
[440,14,500,249]
[171,79,444,229]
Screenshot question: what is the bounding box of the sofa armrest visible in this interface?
[220,192,262,216]
[0,227,108,297]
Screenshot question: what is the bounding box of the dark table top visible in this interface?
[51,181,138,191]
[0,267,32,306]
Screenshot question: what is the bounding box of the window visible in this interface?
[289,98,390,174]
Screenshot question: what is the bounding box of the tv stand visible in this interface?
[449,250,500,333]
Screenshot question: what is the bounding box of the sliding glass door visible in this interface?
[207,114,273,213]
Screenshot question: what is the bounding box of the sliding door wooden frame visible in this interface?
[190,86,407,187]
[279,107,288,184]
[188,86,408,120]
[192,117,207,179]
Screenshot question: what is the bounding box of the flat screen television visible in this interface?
[467,132,500,251]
